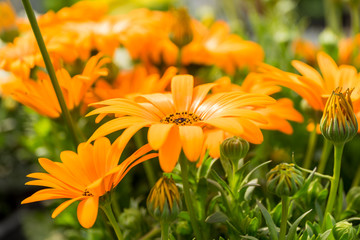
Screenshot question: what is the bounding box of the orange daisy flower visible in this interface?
[22,137,157,228]
[87,75,275,172]
[1,54,109,118]
[258,51,360,131]
[86,65,177,104]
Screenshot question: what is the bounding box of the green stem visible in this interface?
[279,196,289,240]
[179,155,203,240]
[318,139,332,174]
[322,143,344,229]
[139,227,161,240]
[350,3,359,36]
[21,0,81,147]
[324,0,342,35]
[351,164,360,187]
[133,132,156,186]
[161,221,169,240]
[303,123,318,169]
[177,47,182,73]
[295,165,332,180]
[101,202,123,240]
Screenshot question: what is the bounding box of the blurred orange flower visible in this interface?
[1,54,109,118]
[87,75,275,172]
[22,137,157,228]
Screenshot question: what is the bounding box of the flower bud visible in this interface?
[266,163,304,197]
[332,221,357,240]
[147,176,181,222]
[169,8,193,49]
[220,136,250,163]
[320,88,358,145]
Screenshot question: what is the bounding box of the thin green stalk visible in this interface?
[318,139,332,174]
[161,221,169,240]
[139,227,161,240]
[179,155,203,240]
[133,132,156,186]
[279,196,289,240]
[101,202,123,240]
[177,48,182,73]
[303,123,318,169]
[324,0,342,35]
[21,0,81,147]
[322,143,344,229]
[351,164,360,187]
[350,3,360,36]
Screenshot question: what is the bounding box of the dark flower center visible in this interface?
[161,111,201,126]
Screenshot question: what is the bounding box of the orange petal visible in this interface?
[317,52,338,91]
[77,197,99,229]
[148,123,175,150]
[203,117,244,135]
[179,126,203,162]
[52,197,84,218]
[159,127,181,172]
[171,75,193,112]
[292,60,324,87]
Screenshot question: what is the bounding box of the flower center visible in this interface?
[161,111,201,126]
[83,189,93,197]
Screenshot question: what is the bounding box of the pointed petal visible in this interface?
[171,75,193,112]
[317,52,338,91]
[137,94,175,117]
[203,117,244,135]
[52,197,84,218]
[159,127,181,172]
[292,60,324,87]
[179,126,204,162]
[148,123,175,150]
[189,83,217,113]
[77,197,99,229]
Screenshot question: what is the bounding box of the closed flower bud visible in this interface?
[220,136,250,163]
[266,163,304,197]
[320,88,358,145]
[332,221,357,240]
[147,176,181,222]
[169,8,193,49]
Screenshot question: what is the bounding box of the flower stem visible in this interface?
[21,0,81,147]
[133,131,156,186]
[279,196,289,240]
[101,202,123,240]
[161,221,169,240]
[318,139,332,174]
[303,122,318,169]
[324,0,342,35]
[350,3,359,36]
[322,143,344,229]
[351,164,360,187]
[179,155,203,240]
[177,47,182,73]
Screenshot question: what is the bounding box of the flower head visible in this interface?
[169,8,193,48]
[87,75,275,172]
[266,163,304,197]
[22,137,157,228]
[320,88,358,145]
[147,176,181,222]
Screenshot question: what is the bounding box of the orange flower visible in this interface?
[259,51,360,111]
[0,1,16,31]
[258,51,360,131]
[1,54,109,118]
[87,75,275,172]
[86,66,177,103]
[22,137,157,228]
[292,38,318,64]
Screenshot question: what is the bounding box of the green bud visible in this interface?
[147,176,181,222]
[266,163,304,197]
[220,136,249,163]
[320,88,358,145]
[332,221,357,240]
[169,8,193,49]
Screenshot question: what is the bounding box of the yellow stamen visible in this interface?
[160,111,201,126]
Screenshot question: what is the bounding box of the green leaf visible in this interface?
[239,235,259,240]
[241,160,272,186]
[286,209,312,240]
[319,229,332,240]
[257,200,279,240]
[244,179,259,201]
[205,211,229,223]
[197,151,217,179]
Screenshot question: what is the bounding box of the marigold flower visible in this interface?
[21,137,158,228]
[147,176,181,222]
[320,88,358,144]
[87,75,275,172]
